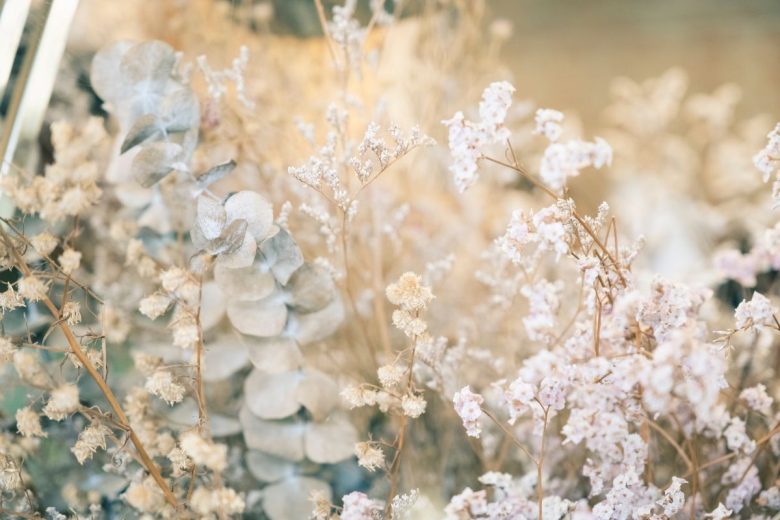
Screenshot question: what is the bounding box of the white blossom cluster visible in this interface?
[754,122,780,203]
[443,81,515,192]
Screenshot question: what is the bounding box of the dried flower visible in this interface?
[30,232,58,257]
[43,384,80,421]
[138,292,172,320]
[124,476,165,513]
[735,291,776,331]
[145,370,185,405]
[355,442,385,472]
[16,407,46,438]
[442,82,515,192]
[386,272,434,311]
[17,275,49,302]
[534,108,565,142]
[58,248,81,275]
[401,394,427,418]
[71,422,111,464]
[453,386,484,438]
[340,491,383,520]
[180,431,227,472]
[61,301,81,325]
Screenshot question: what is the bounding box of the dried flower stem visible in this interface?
[482,154,627,286]
[536,405,550,520]
[645,418,694,472]
[0,226,178,508]
[313,0,341,69]
[480,407,537,463]
[385,343,416,514]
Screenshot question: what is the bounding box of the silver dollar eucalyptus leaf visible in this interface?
[239,405,305,461]
[226,293,287,337]
[214,259,275,302]
[224,191,274,241]
[286,263,336,313]
[120,114,163,154]
[90,41,134,104]
[119,40,176,90]
[259,228,304,285]
[201,335,249,382]
[246,337,303,373]
[261,476,330,520]
[193,195,227,244]
[304,414,358,464]
[167,399,242,437]
[216,227,256,268]
[131,141,182,187]
[246,451,298,483]
[244,368,339,420]
[195,159,237,191]
[213,219,250,256]
[287,296,345,345]
[244,369,303,419]
[295,369,340,421]
[159,87,200,133]
[198,281,226,331]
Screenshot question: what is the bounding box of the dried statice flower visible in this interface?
[740,384,773,415]
[444,487,488,518]
[310,490,333,520]
[521,279,563,343]
[453,386,484,438]
[534,108,565,142]
[754,122,780,188]
[704,504,733,519]
[656,477,686,517]
[390,489,419,520]
[0,286,24,313]
[328,0,366,75]
[497,201,574,265]
[539,134,613,193]
[734,291,776,331]
[15,407,46,438]
[197,45,254,109]
[340,491,383,520]
[502,376,535,425]
[442,81,515,192]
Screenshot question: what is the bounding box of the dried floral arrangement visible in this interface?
[1,1,780,519]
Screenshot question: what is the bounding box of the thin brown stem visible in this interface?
[0,227,178,508]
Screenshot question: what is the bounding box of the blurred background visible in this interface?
[492,0,780,123]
